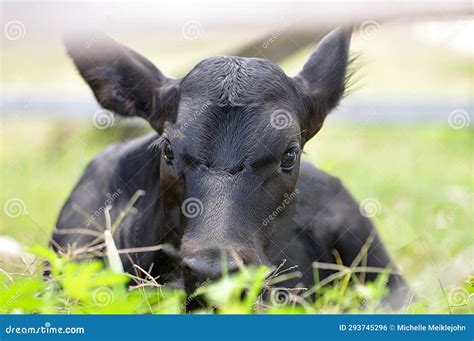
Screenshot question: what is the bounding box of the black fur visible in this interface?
[53,27,409,309]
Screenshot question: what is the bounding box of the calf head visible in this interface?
[66,27,352,287]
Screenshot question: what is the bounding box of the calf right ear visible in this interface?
[65,34,180,133]
[292,27,352,144]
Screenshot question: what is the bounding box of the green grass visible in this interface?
[1,119,473,314]
[1,244,395,314]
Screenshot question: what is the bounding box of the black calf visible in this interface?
[52,27,409,308]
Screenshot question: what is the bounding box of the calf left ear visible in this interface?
[293,27,352,143]
[65,34,180,133]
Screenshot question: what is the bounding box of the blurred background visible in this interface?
[1,1,473,312]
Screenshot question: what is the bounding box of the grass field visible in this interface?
[1,118,472,313]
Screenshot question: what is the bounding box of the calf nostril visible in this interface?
[183,255,240,279]
[183,257,206,273]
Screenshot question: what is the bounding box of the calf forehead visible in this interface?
[180,56,299,106]
[172,57,302,167]
[179,106,288,167]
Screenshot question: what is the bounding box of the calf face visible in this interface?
[66,27,352,284]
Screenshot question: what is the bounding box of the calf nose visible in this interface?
[183,250,240,280]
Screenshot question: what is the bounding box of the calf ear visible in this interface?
[293,27,352,143]
[65,34,179,132]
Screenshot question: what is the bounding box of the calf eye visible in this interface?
[281,146,300,171]
[163,141,174,164]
